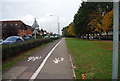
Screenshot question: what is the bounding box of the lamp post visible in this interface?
[112,0,119,80]
[50,15,60,35]
[32,18,39,39]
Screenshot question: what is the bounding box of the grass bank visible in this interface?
[66,38,118,79]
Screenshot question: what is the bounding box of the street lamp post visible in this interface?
[112,0,119,80]
[50,15,60,35]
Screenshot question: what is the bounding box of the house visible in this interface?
[0,20,33,39]
[26,25,34,35]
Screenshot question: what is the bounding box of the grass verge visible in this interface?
[66,38,115,79]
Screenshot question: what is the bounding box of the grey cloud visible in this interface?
[1,0,82,34]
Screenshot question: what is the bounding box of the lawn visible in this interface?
[66,38,119,79]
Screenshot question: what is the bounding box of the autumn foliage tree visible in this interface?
[102,9,113,38]
[62,22,76,37]
[67,23,76,36]
[62,26,69,37]
[62,2,113,40]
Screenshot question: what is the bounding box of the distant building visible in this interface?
[26,25,34,35]
[0,20,33,39]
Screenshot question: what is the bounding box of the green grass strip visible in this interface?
[66,38,114,79]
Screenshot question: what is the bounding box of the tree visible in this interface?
[74,4,89,37]
[73,2,112,39]
[87,2,112,40]
[102,9,113,38]
[62,26,69,37]
[62,22,76,37]
[67,23,76,37]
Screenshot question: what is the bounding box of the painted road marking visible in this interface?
[61,57,64,61]
[27,56,42,62]
[30,38,64,80]
[53,57,64,64]
[53,58,60,64]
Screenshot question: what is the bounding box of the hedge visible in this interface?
[2,37,59,61]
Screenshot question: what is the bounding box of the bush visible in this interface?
[2,38,59,61]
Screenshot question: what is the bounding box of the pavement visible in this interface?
[2,38,74,80]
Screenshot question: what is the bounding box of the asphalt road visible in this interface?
[2,38,74,80]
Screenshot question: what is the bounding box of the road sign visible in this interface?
[33,29,38,34]
[32,18,39,28]
[32,18,39,39]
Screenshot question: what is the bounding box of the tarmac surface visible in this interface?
[2,38,74,80]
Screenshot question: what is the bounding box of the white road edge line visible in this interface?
[29,38,64,80]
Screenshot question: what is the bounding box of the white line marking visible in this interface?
[53,58,61,64]
[28,56,42,62]
[69,54,76,79]
[30,38,64,80]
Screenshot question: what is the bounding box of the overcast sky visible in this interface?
[0,0,82,34]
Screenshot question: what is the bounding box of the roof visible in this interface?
[0,20,23,29]
[26,25,34,30]
[0,20,32,29]
[0,20,22,22]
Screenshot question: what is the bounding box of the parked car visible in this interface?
[54,35,58,38]
[0,36,24,44]
[93,36,99,40]
[44,36,49,38]
[0,39,3,43]
[50,36,54,38]
[23,34,32,40]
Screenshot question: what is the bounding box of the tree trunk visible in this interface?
[98,33,101,40]
[87,33,89,40]
[106,31,109,38]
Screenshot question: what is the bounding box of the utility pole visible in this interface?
[112,0,119,80]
